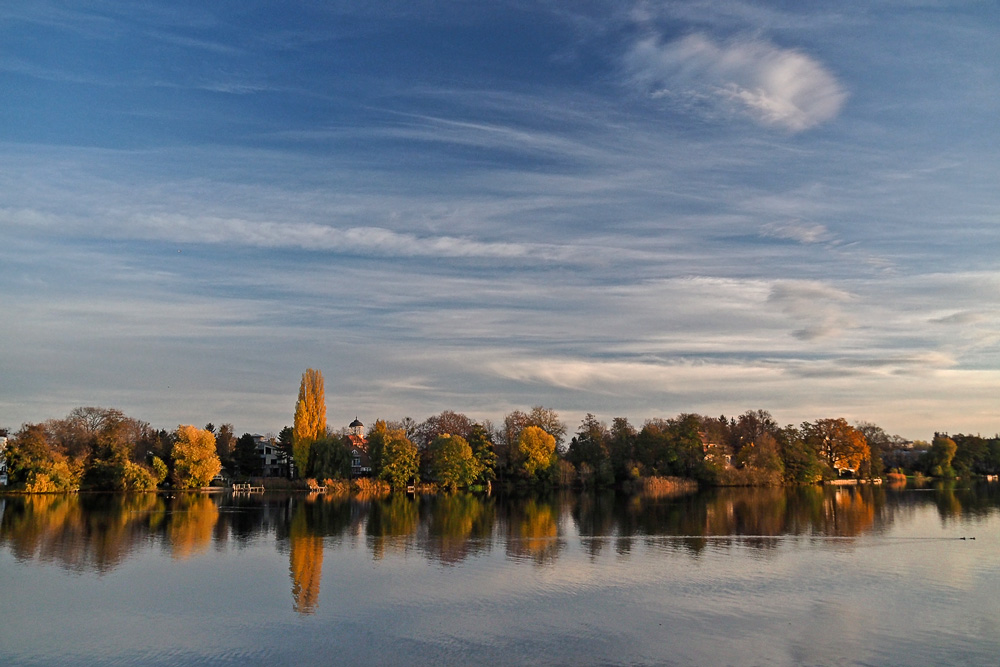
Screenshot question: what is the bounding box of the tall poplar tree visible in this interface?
[293,368,326,476]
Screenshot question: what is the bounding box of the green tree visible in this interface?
[172,425,222,488]
[278,425,294,460]
[368,421,419,490]
[856,421,893,479]
[80,415,157,491]
[308,436,351,481]
[929,434,958,478]
[429,434,481,491]
[467,424,497,484]
[777,426,823,484]
[634,415,708,480]
[293,368,326,476]
[215,423,236,462]
[234,433,259,476]
[567,414,613,487]
[608,416,637,481]
[733,432,784,485]
[634,419,677,476]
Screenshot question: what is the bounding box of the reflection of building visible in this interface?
[255,435,289,477]
[346,419,372,478]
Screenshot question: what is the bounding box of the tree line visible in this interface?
[3,370,998,493]
[0,407,227,492]
[289,370,1000,492]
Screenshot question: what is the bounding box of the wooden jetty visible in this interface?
[232,482,265,493]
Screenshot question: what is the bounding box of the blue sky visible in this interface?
[2,1,998,439]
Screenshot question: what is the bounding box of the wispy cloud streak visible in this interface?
[626,33,847,131]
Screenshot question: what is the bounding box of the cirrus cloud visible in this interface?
[626,33,847,132]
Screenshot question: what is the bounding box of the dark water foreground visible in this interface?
[2,483,999,665]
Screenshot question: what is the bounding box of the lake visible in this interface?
[2,483,999,666]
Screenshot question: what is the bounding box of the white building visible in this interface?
[0,435,8,486]
[254,434,288,477]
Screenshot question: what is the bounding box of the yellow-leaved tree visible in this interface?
[293,368,327,476]
[172,425,222,488]
[516,425,556,481]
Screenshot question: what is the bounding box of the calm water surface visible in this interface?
[2,484,999,666]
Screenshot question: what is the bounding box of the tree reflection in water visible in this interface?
[288,499,324,614]
[367,494,420,561]
[423,492,496,565]
[167,493,219,560]
[3,483,999,614]
[504,496,563,564]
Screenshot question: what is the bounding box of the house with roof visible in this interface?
[254,434,289,477]
[345,418,372,478]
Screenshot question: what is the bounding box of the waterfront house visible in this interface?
[254,434,289,477]
[345,418,372,478]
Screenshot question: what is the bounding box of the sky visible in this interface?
[1,1,998,440]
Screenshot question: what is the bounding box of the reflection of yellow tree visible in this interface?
[1,493,167,572]
[289,501,324,615]
[1,495,84,564]
[821,488,876,537]
[507,498,561,564]
[89,494,164,571]
[167,494,219,559]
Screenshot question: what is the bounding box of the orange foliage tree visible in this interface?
[172,425,221,488]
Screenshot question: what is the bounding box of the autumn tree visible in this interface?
[293,369,327,476]
[429,434,482,491]
[496,406,566,478]
[728,410,779,459]
[515,426,557,482]
[415,411,475,449]
[172,425,222,488]
[801,418,869,476]
[5,423,81,492]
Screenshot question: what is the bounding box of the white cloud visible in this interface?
[112,212,567,261]
[626,33,847,131]
[760,221,831,244]
[489,357,777,393]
